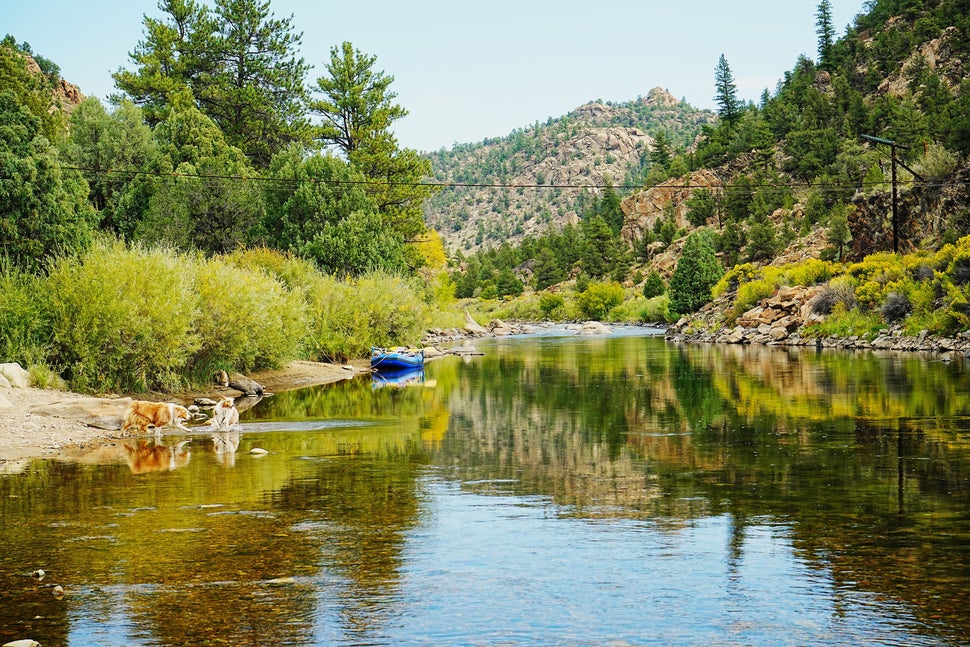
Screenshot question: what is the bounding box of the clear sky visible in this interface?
[5,0,867,152]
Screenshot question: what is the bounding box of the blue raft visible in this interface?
[370,347,425,372]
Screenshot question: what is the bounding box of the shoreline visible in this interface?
[0,359,370,469]
[4,319,968,470]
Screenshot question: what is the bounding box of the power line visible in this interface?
[57,165,961,194]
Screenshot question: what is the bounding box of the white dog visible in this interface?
[210,396,240,431]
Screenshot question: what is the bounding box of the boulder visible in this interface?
[464,311,488,335]
[227,373,264,396]
[578,321,612,335]
[0,363,30,389]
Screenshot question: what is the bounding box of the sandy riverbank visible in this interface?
[0,360,369,466]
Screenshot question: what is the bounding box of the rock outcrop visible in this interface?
[667,284,970,357]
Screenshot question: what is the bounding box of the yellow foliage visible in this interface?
[413,229,448,271]
[855,280,884,309]
[711,263,758,298]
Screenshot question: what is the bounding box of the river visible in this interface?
[1,328,969,646]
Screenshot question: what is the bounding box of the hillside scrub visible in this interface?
[0,241,435,394]
[701,235,970,340]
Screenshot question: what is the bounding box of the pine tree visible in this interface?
[826,201,852,261]
[714,54,741,125]
[816,0,835,68]
[669,232,723,315]
[312,41,437,240]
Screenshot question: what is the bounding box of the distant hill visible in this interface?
[424,87,715,254]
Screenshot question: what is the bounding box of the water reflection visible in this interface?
[1,333,970,645]
[122,439,192,474]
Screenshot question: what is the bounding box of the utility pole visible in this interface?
[861,134,924,253]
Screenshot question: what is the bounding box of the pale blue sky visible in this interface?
[5,0,867,152]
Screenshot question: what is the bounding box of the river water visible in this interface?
[2,328,969,646]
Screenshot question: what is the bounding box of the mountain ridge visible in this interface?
[424,87,716,254]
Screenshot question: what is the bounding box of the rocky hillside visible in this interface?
[425,87,715,253]
[435,0,970,294]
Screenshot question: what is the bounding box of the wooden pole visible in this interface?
[891,141,898,253]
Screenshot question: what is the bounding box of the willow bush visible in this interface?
[0,260,52,369]
[190,254,308,379]
[303,271,430,362]
[45,239,199,393]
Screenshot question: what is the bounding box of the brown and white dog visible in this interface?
[121,400,192,435]
[210,396,240,431]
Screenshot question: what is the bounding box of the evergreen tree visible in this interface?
[580,216,628,279]
[114,0,311,167]
[306,210,408,277]
[200,0,312,167]
[259,143,376,255]
[0,39,66,142]
[112,0,213,124]
[642,271,666,299]
[650,130,673,171]
[594,180,625,234]
[745,212,779,262]
[62,98,157,237]
[826,201,852,261]
[685,187,717,227]
[714,54,741,125]
[533,246,564,290]
[311,42,436,241]
[718,219,746,268]
[669,231,723,315]
[132,91,261,254]
[816,0,835,68]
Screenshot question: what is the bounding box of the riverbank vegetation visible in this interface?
[0,240,448,394]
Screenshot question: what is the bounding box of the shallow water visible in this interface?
[2,329,970,645]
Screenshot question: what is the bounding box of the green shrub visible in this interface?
[0,261,52,367]
[577,282,625,320]
[490,292,544,321]
[711,263,758,298]
[805,305,884,340]
[608,294,670,323]
[734,278,778,315]
[304,272,430,361]
[539,293,565,319]
[784,259,835,286]
[46,239,200,393]
[639,294,671,323]
[190,255,308,378]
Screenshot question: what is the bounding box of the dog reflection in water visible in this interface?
[211,430,241,467]
[123,438,192,474]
